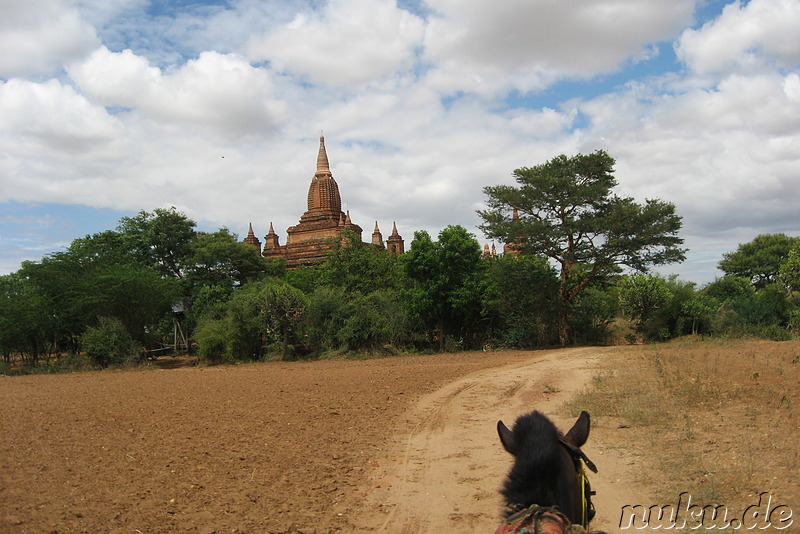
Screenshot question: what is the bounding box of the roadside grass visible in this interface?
[564,337,800,533]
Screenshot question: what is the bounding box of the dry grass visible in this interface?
[565,337,800,532]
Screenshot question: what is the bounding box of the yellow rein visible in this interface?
[578,461,590,529]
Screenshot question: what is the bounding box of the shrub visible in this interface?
[194,318,234,364]
[82,317,142,368]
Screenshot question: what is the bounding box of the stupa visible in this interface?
[248,135,403,267]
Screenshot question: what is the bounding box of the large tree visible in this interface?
[479,150,685,345]
[117,207,197,280]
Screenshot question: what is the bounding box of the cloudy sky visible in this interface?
[1,0,799,284]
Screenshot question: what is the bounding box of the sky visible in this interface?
[1,0,799,285]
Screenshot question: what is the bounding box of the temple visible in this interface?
[245,135,404,268]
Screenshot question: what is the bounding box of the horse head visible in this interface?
[497,410,595,529]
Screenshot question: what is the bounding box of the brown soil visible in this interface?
[0,349,648,533]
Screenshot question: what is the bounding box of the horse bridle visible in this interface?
[558,437,598,529]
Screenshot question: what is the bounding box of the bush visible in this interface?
[81,317,142,368]
[569,287,617,345]
[194,318,234,364]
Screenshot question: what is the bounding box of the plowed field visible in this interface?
[1,349,646,533]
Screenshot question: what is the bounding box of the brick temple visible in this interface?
[244,135,404,268]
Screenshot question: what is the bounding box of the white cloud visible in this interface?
[1,0,800,286]
[676,0,800,75]
[421,0,695,95]
[0,0,99,77]
[577,70,800,240]
[0,78,122,150]
[247,0,425,89]
[69,47,288,136]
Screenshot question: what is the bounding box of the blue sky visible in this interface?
[1,0,799,284]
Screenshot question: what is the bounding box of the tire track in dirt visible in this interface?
[353,347,653,533]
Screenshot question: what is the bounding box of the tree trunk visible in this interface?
[557,304,570,347]
[558,264,572,347]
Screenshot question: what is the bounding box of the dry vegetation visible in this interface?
[565,337,800,532]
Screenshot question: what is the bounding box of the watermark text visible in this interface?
[619,492,793,530]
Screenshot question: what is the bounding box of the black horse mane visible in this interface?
[499,411,565,516]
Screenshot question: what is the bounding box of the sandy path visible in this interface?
[353,347,651,533]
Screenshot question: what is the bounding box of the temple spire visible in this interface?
[316,135,331,177]
[243,222,261,251]
[372,221,384,247]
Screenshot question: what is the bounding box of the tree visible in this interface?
[17,239,179,353]
[318,229,405,294]
[184,228,269,292]
[195,279,306,362]
[479,150,685,345]
[82,317,141,368]
[117,207,197,280]
[718,233,800,289]
[257,280,307,359]
[481,254,559,347]
[0,273,50,364]
[403,225,484,351]
[778,241,800,292]
[619,274,674,333]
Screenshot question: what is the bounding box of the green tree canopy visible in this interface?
[481,254,559,347]
[317,229,405,294]
[478,150,685,345]
[718,233,800,289]
[619,274,674,332]
[16,243,179,352]
[778,242,800,292]
[184,228,270,292]
[403,225,484,351]
[117,207,197,279]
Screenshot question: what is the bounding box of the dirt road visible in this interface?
[352,347,650,533]
[0,348,648,533]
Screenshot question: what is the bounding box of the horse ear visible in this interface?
[497,420,517,455]
[564,410,590,448]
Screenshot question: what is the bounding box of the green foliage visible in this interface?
[302,287,349,353]
[619,274,674,332]
[568,286,618,345]
[336,290,407,352]
[318,229,405,294]
[11,194,799,370]
[117,207,197,279]
[18,245,179,350]
[703,276,755,301]
[256,280,307,359]
[194,279,307,362]
[479,150,685,345]
[718,233,800,289]
[81,317,142,368]
[403,226,485,351]
[727,284,791,327]
[0,272,50,364]
[680,293,717,335]
[284,265,320,293]
[701,276,793,340]
[481,254,559,347]
[194,317,236,364]
[778,243,800,292]
[184,228,270,292]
